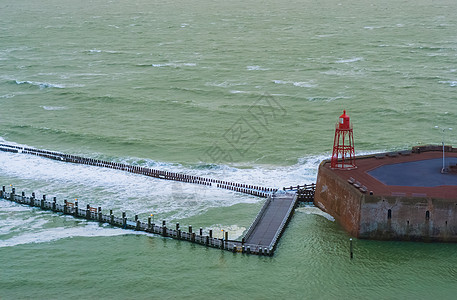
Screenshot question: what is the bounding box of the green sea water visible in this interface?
[1,0,457,298]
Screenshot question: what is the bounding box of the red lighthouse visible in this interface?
[331,110,356,170]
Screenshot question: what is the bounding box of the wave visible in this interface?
[41,106,68,111]
[439,80,457,87]
[139,62,198,68]
[247,65,269,71]
[12,79,84,89]
[0,220,141,248]
[205,81,248,88]
[273,80,317,88]
[335,57,363,63]
[306,95,351,102]
[86,49,122,54]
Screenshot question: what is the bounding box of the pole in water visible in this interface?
[350,238,353,259]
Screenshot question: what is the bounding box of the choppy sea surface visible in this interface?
[1,0,456,298]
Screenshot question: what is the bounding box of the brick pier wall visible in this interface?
[314,161,457,242]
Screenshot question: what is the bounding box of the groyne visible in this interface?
[0,185,315,255]
[0,143,275,198]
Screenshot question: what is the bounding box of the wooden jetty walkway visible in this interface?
[0,142,316,255]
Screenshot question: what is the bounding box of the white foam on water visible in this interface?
[229,90,250,94]
[13,79,84,89]
[15,80,64,89]
[41,106,68,111]
[205,81,249,91]
[247,65,269,71]
[307,95,351,102]
[335,57,363,63]
[0,222,141,248]
[439,80,457,87]
[151,62,197,68]
[273,80,317,88]
[296,206,335,222]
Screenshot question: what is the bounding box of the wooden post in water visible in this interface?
[52,197,57,211]
[110,210,114,225]
[30,192,35,207]
[98,207,102,222]
[209,229,212,238]
[350,238,353,259]
[64,200,68,214]
[41,195,45,209]
[122,212,126,228]
[162,220,167,237]
[10,188,16,202]
[136,219,140,231]
[86,204,91,220]
[74,201,78,217]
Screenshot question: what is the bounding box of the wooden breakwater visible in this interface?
[0,142,317,255]
[0,184,315,256]
[0,143,275,198]
[0,186,275,255]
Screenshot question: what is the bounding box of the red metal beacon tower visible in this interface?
[331,110,356,170]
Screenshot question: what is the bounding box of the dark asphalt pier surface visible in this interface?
[244,192,298,250]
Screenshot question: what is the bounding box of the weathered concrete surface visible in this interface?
[314,146,457,242]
